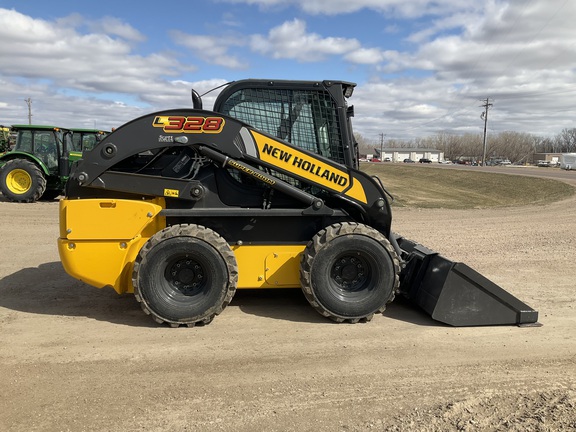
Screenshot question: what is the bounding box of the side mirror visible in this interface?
[191,89,203,110]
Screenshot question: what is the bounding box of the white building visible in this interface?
[560,153,576,170]
[381,148,444,163]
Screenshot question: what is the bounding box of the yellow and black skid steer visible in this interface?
[58,79,538,327]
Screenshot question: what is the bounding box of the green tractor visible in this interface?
[0,125,80,202]
[0,125,109,202]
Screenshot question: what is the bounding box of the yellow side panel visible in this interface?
[59,198,306,292]
[58,198,166,294]
[232,245,305,289]
[60,198,165,240]
[58,237,148,294]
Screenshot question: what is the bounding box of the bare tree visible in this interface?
[353,126,573,164]
[489,131,534,163]
[354,132,375,155]
[556,128,576,152]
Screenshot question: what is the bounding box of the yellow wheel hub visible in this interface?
[6,169,32,194]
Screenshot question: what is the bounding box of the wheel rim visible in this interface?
[6,169,32,194]
[164,255,207,296]
[330,254,370,294]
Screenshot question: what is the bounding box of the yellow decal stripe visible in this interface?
[345,176,368,204]
[251,131,367,204]
[253,131,341,189]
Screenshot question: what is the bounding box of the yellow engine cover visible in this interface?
[58,198,166,294]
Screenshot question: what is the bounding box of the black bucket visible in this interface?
[396,237,539,326]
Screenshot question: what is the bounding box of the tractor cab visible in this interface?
[69,128,109,152]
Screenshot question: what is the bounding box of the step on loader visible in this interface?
[57,79,539,327]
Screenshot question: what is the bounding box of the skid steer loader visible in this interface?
[58,79,538,327]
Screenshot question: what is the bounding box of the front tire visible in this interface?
[132,224,238,327]
[0,159,47,203]
[300,222,400,323]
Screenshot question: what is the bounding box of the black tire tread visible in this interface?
[132,224,238,327]
[300,222,400,323]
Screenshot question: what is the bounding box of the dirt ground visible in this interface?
[1,168,575,432]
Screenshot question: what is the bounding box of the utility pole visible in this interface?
[24,98,32,125]
[480,97,492,166]
[379,133,385,160]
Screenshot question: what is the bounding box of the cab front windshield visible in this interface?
[71,132,100,152]
[15,129,62,170]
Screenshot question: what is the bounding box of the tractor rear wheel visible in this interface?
[300,222,400,323]
[0,159,47,203]
[132,224,238,327]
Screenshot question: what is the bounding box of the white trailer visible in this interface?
[560,153,576,170]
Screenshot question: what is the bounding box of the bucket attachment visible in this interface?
[395,237,539,326]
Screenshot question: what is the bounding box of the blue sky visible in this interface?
[1,0,575,142]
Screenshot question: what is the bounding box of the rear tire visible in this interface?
[300,222,400,323]
[132,224,238,327]
[0,159,47,203]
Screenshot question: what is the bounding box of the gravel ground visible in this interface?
[0,168,575,431]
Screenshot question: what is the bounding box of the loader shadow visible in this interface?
[232,289,441,326]
[0,262,156,328]
[383,296,443,327]
[231,289,327,324]
[0,262,439,327]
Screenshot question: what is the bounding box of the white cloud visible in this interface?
[2,1,576,142]
[0,73,227,131]
[345,48,387,65]
[250,19,360,61]
[0,8,206,128]
[90,16,147,42]
[338,0,576,141]
[170,31,248,69]
[0,8,191,96]
[392,1,576,83]
[173,18,366,65]
[222,0,480,18]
